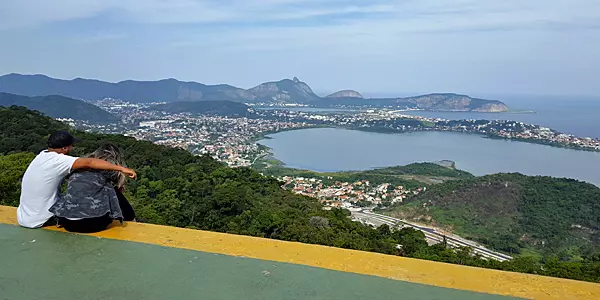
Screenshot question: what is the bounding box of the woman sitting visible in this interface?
[50,143,136,233]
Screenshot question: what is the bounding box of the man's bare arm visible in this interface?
[72,158,137,179]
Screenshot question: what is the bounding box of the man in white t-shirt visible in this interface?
[17,130,137,228]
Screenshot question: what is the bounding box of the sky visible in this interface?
[0,0,599,96]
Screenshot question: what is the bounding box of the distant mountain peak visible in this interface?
[326,90,363,99]
[249,77,319,103]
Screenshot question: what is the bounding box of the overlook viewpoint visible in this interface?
[1,205,598,300]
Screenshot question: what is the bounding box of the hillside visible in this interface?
[382,173,600,258]
[326,90,363,98]
[0,106,464,258]
[0,92,118,122]
[249,77,320,104]
[319,93,508,112]
[0,106,409,252]
[149,101,254,117]
[0,74,255,103]
[0,74,508,112]
[2,106,600,282]
[363,163,473,179]
[256,161,474,189]
[403,94,508,112]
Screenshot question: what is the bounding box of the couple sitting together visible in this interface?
[17,130,138,233]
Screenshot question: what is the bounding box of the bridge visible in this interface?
[1,205,598,300]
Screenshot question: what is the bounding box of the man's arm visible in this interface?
[72,158,137,179]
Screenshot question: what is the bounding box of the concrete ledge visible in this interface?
[1,205,599,299]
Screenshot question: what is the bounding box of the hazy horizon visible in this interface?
[3,72,598,100]
[1,1,599,96]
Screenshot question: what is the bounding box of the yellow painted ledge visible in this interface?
[1,205,598,300]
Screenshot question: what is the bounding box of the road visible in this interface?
[351,210,512,262]
[251,152,268,165]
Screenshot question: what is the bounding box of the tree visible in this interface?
[394,228,428,256]
[0,153,35,206]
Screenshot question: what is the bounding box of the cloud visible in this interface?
[3,0,596,62]
[1,0,599,31]
[138,0,598,55]
[0,0,112,30]
[75,32,128,44]
[1,0,598,36]
[0,0,394,29]
[1,0,599,95]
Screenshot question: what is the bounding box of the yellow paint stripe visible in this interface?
[1,205,598,299]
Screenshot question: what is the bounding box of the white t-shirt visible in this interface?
[17,150,78,228]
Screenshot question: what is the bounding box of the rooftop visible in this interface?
[1,205,598,300]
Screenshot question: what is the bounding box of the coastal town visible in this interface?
[263,108,600,151]
[62,100,600,175]
[79,100,600,159]
[75,99,314,167]
[279,176,425,209]
[59,99,600,210]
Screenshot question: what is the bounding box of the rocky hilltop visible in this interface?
[320,93,508,112]
[404,93,508,112]
[249,77,319,104]
[326,90,363,98]
[0,73,508,112]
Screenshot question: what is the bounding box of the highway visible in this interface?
[351,210,512,262]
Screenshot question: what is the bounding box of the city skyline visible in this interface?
[0,0,599,96]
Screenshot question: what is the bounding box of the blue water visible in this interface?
[403,96,600,138]
[261,96,600,138]
[259,128,600,186]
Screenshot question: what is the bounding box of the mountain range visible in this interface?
[0,73,508,112]
[0,92,118,122]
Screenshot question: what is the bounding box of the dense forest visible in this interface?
[384,174,600,259]
[1,106,599,283]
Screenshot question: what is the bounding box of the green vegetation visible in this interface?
[0,93,118,122]
[0,152,35,207]
[421,120,435,127]
[0,107,403,252]
[256,161,471,188]
[363,163,473,179]
[2,106,599,283]
[383,173,600,259]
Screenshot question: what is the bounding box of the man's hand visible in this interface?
[121,167,137,179]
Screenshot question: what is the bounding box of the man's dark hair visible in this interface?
[47,130,79,148]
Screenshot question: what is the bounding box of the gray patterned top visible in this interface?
[49,171,123,220]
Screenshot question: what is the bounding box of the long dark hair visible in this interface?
[85,143,127,188]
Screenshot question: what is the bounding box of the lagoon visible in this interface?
[259,128,600,186]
